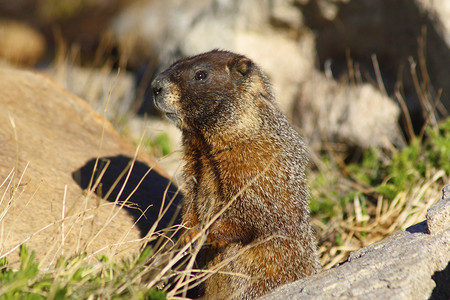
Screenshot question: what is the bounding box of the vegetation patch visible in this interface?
[0,245,166,299]
[310,118,450,268]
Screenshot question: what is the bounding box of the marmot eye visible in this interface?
[194,70,208,81]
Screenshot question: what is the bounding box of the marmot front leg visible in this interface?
[180,201,201,245]
[181,213,249,249]
[206,217,252,249]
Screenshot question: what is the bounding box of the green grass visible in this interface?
[137,133,172,158]
[0,245,166,299]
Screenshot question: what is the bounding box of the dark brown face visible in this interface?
[151,50,254,131]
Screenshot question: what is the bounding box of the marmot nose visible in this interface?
[151,80,163,98]
[151,77,167,109]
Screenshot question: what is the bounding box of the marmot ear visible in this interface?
[229,56,252,80]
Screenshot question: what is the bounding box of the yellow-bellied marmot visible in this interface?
[152,49,321,299]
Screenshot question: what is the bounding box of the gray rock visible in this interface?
[443,184,450,199]
[295,71,404,149]
[262,186,450,299]
[427,185,450,234]
[108,0,211,68]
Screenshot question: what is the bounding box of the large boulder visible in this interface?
[263,185,450,300]
[0,65,181,267]
[295,71,404,150]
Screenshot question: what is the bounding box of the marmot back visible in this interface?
[152,49,321,299]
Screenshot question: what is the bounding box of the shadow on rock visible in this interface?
[72,155,183,240]
[430,261,450,300]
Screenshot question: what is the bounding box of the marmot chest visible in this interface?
[185,142,284,216]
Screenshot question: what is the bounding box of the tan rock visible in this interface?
[0,65,179,267]
[0,20,46,66]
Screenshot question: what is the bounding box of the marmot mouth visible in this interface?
[165,112,179,123]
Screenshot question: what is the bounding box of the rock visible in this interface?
[262,187,450,300]
[45,63,136,121]
[427,185,450,234]
[0,19,46,66]
[295,71,404,149]
[415,0,450,52]
[0,65,181,267]
[443,184,450,199]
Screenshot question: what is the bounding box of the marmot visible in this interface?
[152,50,321,299]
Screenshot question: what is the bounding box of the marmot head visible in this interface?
[151,50,274,133]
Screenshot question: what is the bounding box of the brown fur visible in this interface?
[152,50,321,299]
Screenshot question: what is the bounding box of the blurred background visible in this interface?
[1,0,449,153]
[1,0,449,268]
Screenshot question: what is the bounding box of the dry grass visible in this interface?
[312,166,447,270]
[0,114,189,298]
